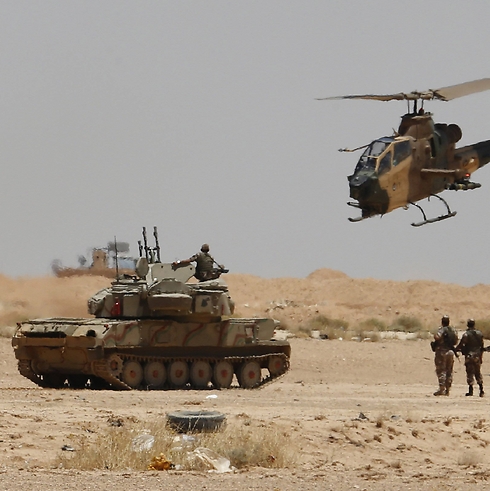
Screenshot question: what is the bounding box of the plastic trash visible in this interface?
[170,434,198,452]
[206,394,218,399]
[193,447,231,473]
[131,433,155,452]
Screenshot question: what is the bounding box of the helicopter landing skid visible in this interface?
[410,195,457,227]
[348,215,369,223]
[347,202,378,222]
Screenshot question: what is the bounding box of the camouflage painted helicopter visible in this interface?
[319,78,490,226]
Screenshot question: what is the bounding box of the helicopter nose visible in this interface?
[348,173,372,200]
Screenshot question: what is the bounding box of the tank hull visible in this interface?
[12,317,291,390]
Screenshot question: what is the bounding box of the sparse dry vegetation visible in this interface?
[390,315,424,332]
[296,315,349,339]
[57,417,295,471]
[475,319,490,339]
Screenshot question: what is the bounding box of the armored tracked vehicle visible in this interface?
[12,228,290,390]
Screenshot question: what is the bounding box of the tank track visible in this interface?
[17,360,43,386]
[17,354,290,391]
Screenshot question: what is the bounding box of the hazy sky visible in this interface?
[2,1,490,286]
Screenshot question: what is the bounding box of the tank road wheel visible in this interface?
[67,374,89,389]
[107,354,124,378]
[190,360,212,388]
[121,360,144,389]
[268,355,287,376]
[144,361,167,388]
[168,360,189,387]
[237,360,261,389]
[212,361,234,389]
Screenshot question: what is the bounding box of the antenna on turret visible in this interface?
[114,236,120,281]
[153,226,161,263]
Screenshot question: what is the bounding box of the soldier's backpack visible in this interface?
[444,326,458,347]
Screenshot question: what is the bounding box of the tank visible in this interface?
[12,228,291,390]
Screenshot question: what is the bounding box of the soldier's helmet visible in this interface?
[201,244,210,253]
[467,318,476,329]
[441,315,450,326]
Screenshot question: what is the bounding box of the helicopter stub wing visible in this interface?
[420,168,466,179]
[420,169,460,175]
[317,78,490,102]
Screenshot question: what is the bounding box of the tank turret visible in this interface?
[88,259,235,322]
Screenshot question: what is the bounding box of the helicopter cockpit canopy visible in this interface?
[354,137,412,176]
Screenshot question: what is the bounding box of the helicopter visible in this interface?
[318,78,490,226]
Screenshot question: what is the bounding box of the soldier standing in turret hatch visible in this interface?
[431,315,458,396]
[455,319,485,397]
[172,244,227,282]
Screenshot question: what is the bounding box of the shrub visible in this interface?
[390,315,423,332]
[359,318,388,332]
[475,319,490,340]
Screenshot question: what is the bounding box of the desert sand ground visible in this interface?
[2,271,490,490]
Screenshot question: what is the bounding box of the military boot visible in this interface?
[433,387,446,396]
[479,384,484,397]
[465,385,473,396]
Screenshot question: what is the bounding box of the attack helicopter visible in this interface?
[318,78,490,226]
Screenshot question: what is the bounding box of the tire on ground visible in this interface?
[166,410,226,433]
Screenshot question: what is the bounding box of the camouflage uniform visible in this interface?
[173,244,225,282]
[188,251,215,281]
[432,317,457,396]
[456,320,484,397]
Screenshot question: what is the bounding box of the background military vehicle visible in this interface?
[52,241,136,278]
[13,228,290,390]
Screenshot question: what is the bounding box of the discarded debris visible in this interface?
[193,447,232,473]
[61,445,75,452]
[147,453,174,471]
[131,433,155,452]
[170,434,199,452]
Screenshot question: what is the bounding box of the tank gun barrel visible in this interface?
[142,227,149,261]
[153,226,161,263]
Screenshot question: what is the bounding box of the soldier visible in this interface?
[431,315,458,396]
[455,319,485,397]
[172,244,228,282]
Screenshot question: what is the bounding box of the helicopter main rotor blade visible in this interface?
[316,93,408,102]
[433,78,490,101]
[317,78,490,102]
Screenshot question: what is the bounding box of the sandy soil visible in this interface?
[2,272,490,489]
